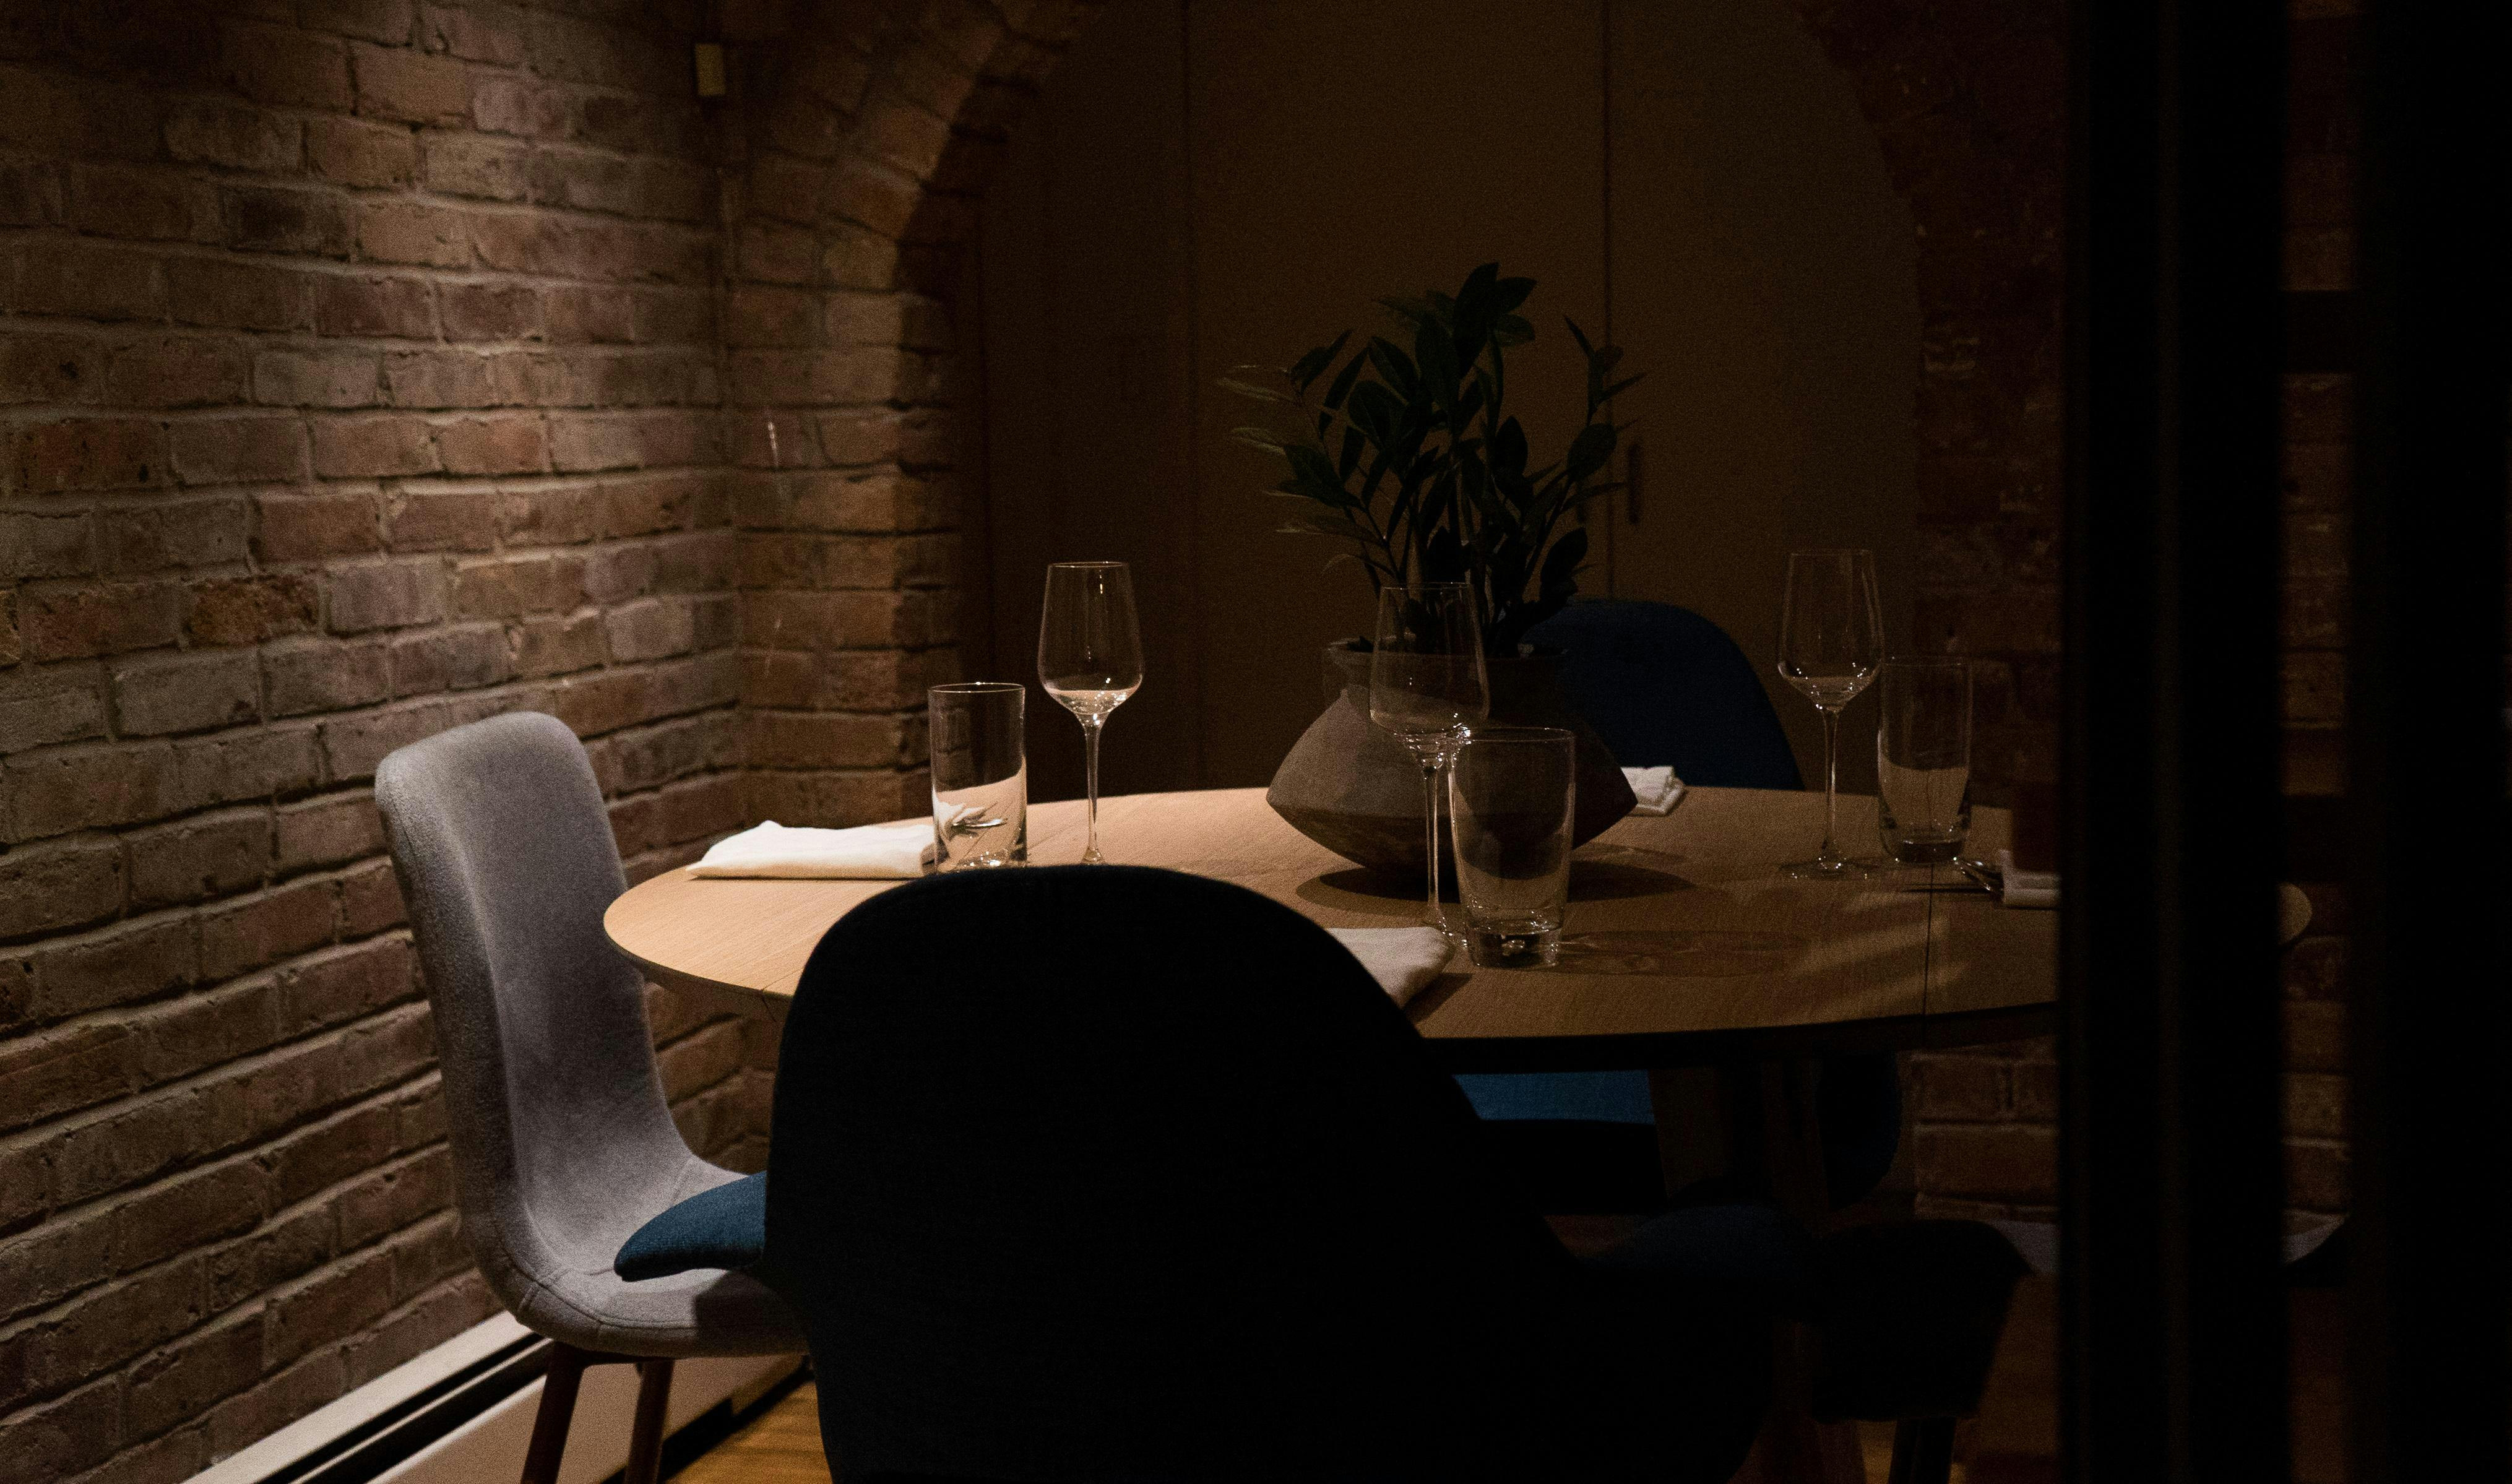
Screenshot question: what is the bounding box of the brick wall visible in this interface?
[1,4,761,1478]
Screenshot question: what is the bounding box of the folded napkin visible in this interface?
[688,819,931,879]
[1326,926,1456,1006]
[1996,848,2058,909]
[1622,766,1686,816]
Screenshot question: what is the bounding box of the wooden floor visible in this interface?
[675,1380,1950,1483]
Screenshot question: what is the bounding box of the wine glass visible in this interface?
[1777,549,1886,879]
[1037,561,1144,865]
[1369,582,1490,939]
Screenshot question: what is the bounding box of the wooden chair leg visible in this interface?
[623,1358,676,1484]
[1887,1416,1959,1484]
[520,1344,592,1484]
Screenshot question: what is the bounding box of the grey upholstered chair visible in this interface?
[375,712,803,1484]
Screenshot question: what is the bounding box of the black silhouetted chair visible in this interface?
[619,866,2031,1484]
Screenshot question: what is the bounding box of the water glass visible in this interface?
[1875,657,1972,864]
[1448,727,1575,967]
[929,683,1027,870]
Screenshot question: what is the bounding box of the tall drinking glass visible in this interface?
[1777,550,1885,879]
[1875,657,1973,865]
[1449,727,1576,967]
[1369,582,1490,939]
[1037,561,1143,865]
[928,683,1027,870]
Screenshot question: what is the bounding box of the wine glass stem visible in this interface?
[1820,705,1842,864]
[1081,717,1105,865]
[1420,760,1444,933]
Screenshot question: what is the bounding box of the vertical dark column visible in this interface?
[2348,4,2512,1478]
[2060,2,2288,1480]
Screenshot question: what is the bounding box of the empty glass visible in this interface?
[1875,657,1973,865]
[1370,583,1491,941]
[1777,549,1886,879]
[1449,727,1576,967]
[928,683,1027,870]
[1037,562,1144,865]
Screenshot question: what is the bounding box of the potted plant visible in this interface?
[1229,262,1640,873]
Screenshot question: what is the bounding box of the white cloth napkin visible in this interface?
[1996,848,2058,909]
[687,819,931,879]
[1326,926,1456,1006]
[1622,766,1686,816]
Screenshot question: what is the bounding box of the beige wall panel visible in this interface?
[1604,0,1920,793]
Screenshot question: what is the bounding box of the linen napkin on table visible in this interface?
[1326,926,1455,1006]
[1621,766,1686,816]
[1996,848,2059,909]
[687,819,931,879]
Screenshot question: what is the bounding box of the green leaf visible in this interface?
[1285,442,1342,492]
[1598,372,1645,404]
[1321,350,1366,412]
[1286,329,1351,392]
[1347,379,1400,444]
[1564,316,1595,360]
[1218,376,1292,403]
[1491,416,1528,476]
[1565,421,1616,483]
[1366,337,1419,396]
[1337,426,1365,481]
[1230,425,1287,451]
[1492,314,1534,347]
[1494,277,1535,314]
[1540,526,1587,592]
[1452,262,1500,370]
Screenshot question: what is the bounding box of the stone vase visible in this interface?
[1266,639,1636,877]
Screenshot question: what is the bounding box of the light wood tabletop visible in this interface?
[605,786,2057,1071]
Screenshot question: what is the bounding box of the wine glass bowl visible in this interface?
[1777,550,1885,879]
[1037,562,1144,865]
[1368,584,1490,939]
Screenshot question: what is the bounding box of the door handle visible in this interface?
[1625,437,1644,525]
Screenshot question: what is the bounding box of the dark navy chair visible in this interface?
[1478,600,1901,1210]
[618,867,2026,1483]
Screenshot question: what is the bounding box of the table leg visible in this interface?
[1653,1059,1866,1484]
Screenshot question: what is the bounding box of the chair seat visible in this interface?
[618,1171,769,1280]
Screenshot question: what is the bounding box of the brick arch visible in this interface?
[719,0,1105,828]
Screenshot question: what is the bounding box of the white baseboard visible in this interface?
[190,1313,803,1484]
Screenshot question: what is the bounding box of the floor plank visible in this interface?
[675,1381,831,1484]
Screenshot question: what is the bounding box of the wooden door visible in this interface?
[1601,0,1920,792]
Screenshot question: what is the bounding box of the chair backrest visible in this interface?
[1527,599,1804,788]
[374,712,689,1313]
[762,866,1609,1482]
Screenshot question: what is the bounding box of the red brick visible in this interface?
[274,793,383,874]
[381,486,498,551]
[422,131,530,201]
[513,611,605,676]
[203,1347,348,1460]
[4,740,177,841]
[0,333,104,406]
[434,414,546,475]
[264,637,393,717]
[306,116,418,190]
[17,581,183,661]
[1914,1123,2057,1203]
[66,165,222,244]
[91,496,246,574]
[113,650,261,736]
[327,559,447,632]
[0,508,99,581]
[223,184,353,257]
[200,879,339,980]
[311,416,441,478]
[351,41,472,126]
[0,837,126,939]
[356,199,472,268]
[451,553,583,619]
[165,97,303,174]
[0,1377,123,1484]
[545,286,636,344]
[0,157,58,228]
[315,275,438,340]
[31,913,198,1022]
[13,242,166,321]
[0,1022,140,1134]
[168,258,313,333]
[169,725,321,813]
[419,3,527,64]
[0,664,110,754]
[17,418,167,493]
[225,22,353,111]
[256,348,383,409]
[171,415,309,487]
[185,573,321,647]
[381,350,498,408]
[124,1310,263,1444]
[436,280,540,342]
[125,808,272,910]
[105,339,252,409]
[468,74,568,138]
[308,0,420,45]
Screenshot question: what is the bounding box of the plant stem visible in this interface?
[1081,717,1105,865]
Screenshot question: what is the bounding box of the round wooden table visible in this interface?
[605,785,2058,1070]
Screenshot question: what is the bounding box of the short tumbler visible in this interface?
[1874,657,1972,865]
[929,683,1027,870]
[1448,727,1576,967]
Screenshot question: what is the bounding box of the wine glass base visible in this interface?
[1784,856,1883,881]
[1080,849,1105,865]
